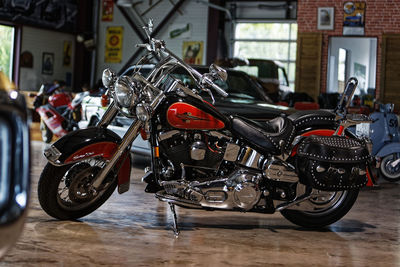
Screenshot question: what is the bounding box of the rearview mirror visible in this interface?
[209,64,227,81]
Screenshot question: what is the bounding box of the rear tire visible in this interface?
[380,154,400,182]
[280,189,359,228]
[38,160,117,220]
[40,121,53,143]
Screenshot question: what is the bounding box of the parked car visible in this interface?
[217,58,317,108]
[81,65,295,156]
[0,72,30,258]
[216,58,291,103]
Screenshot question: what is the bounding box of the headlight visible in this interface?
[114,76,138,108]
[102,68,116,88]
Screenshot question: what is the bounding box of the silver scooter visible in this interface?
[356,103,400,182]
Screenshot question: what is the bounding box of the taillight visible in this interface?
[101,94,109,107]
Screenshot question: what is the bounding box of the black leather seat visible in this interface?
[231,116,295,155]
[288,110,336,130]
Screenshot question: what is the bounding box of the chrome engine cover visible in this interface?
[161,168,262,211]
[263,157,299,183]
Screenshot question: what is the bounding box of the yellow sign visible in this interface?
[105,26,123,63]
[182,41,203,65]
[63,41,72,66]
[343,2,365,27]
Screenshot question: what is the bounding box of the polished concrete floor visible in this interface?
[1,140,400,266]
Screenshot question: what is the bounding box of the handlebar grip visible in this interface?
[202,76,228,97]
[210,83,228,98]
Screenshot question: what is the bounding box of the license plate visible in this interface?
[356,123,370,137]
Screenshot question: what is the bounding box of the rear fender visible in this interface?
[376,143,400,158]
[44,127,131,194]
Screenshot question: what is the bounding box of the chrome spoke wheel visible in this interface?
[56,158,113,211]
[280,188,359,228]
[305,190,346,215]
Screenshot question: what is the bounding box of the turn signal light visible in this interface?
[101,94,109,107]
[140,128,149,140]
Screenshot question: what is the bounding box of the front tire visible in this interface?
[280,189,359,228]
[38,159,117,220]
[380,154,400,182]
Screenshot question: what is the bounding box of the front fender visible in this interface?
[44,127,131,194]
[376,143,400,157]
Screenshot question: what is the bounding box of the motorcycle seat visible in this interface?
[231,116,295,155]
[288,110,336,129]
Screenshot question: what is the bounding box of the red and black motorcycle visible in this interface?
[38,21,373,235]
[34,83,87,143]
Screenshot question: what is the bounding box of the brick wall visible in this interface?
[297,0,400,98]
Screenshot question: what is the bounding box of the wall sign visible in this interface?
[63,41,72,67]
[343,2,366,35]
[20,51,33,68]
[105,26,124,63]
[317,7,335,30]
[169,23,191,39]
[42,53,54,75]
[102,0,114,22]
[182,41,203,65]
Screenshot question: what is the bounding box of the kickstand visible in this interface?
[168,202,180,238]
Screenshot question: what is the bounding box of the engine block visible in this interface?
[162,168,263,211]
[158,130,226,180]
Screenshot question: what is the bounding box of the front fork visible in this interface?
[92,120,143,189]
[91,92,165,190]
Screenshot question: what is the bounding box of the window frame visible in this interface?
[230,20,297,90]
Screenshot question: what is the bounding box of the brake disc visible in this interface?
[66,163,100,203]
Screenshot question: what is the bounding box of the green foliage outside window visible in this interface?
[0,25,14,79]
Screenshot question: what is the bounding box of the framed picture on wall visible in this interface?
[42,52,54,75]
[317,7,335,30]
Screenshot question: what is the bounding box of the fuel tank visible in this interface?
[165,95,228,130]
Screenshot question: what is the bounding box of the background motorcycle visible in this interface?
[37,21,371,235]
[356,103,400,182]
[33,83,88,143]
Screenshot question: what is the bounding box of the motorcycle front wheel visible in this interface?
[280,189,359,228]
[38,158,117,220]
[380,154,400,182]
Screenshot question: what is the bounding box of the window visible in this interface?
[0,25,14,80]
[233,22,297,90]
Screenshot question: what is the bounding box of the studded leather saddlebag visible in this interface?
[297,135,369,191]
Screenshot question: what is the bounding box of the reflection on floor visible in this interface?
[1,141,400,266]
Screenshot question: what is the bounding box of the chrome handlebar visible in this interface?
[136,36,229,98]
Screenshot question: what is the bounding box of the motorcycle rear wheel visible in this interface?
[380,154,400,182]
[38,159,117,220]
[280,189,359,228]
[40,121,53,143]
